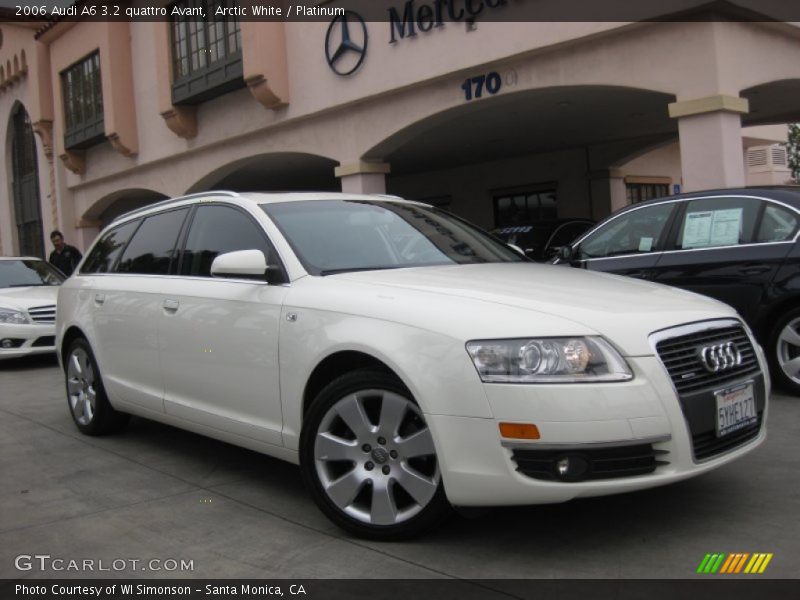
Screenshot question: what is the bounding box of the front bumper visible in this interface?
[0,323,57,359]
[427,355,767,507]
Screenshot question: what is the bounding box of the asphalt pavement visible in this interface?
[1,354,798,580]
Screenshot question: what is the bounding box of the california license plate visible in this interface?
[715,382,757,437]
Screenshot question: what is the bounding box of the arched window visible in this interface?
[11,104,44,258]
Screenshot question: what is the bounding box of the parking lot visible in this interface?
[1,354,798,581]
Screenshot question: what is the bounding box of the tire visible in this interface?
[300,369,451,539]
[64,338,130,435]
[767,307,800,396]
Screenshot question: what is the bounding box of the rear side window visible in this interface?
[676,197,759,249]
[179,205,278,277]
[115,208,189,275]
[757,204,798,243]
[81,220,139,274]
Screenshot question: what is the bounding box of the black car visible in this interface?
[493,219,595,262]
[555,187,800,395]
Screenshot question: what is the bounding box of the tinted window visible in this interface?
[676,197,758,249]
[579,203,674,259]
[180,205,277,277]
[81,220,139,274]
[757,204,798,243]
[115,209,189,275]
[262,200,523,275]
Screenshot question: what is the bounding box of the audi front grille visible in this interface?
[652,320,765,462]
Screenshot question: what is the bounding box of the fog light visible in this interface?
[554,455,589,481]
[1,339,14,349]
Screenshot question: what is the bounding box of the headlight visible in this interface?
[0,308,29,324]
[466,337,632,383]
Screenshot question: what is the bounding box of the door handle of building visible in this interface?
[94,293,105,305]
[162,299,180,312]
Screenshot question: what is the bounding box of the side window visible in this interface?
[115,208,189,275]
[757,204,798,243]
[578,204,674,259]
[180,205,279,278]
[676,197,758,250]
[81,220,139,274]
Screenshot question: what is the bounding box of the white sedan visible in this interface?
[0,257,63,359]
[55,193,769,539]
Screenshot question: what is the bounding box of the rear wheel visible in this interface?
[300,369,450,539]
[65,339,129,435]
[768,308,800,396]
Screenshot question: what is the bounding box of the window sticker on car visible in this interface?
[683,208,743,248]
[638,236,653,252]
[682,211,714,248]
[709,208,743,246]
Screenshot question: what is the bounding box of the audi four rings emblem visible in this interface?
[699,342,742,373]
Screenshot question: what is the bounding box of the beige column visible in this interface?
[669,95,748,192]
[588,168,627,218]
[335,161,391,195]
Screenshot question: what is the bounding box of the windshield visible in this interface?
[0,260,66,288]
[261,200,525,275]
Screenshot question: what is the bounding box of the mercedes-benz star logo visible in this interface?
[325,11,368,76]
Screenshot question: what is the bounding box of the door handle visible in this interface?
[741,266,770,276]
[94,293,105,305]
[162,299,180,312]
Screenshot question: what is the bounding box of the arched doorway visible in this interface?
[363,85,677,227]
[10,104,44,257]
[186,152,339,194]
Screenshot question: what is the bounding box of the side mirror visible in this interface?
[210,249,268,279]
[557,246,575,261]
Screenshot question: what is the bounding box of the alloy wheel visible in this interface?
[777,316,800,386]
[67,347,96,426]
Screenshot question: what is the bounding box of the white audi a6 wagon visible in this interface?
[56,192,769,538]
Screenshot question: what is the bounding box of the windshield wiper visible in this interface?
[319,266,407,276]
[8,283,49,287]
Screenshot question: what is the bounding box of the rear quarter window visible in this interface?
[676,197,759,249]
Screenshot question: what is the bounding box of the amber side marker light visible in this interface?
[499,423,540,440]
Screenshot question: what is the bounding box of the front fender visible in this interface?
[278,308,492,451]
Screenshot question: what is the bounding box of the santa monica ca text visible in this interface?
[16,583,307,596]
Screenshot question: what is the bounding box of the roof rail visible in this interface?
[110,191,241,224]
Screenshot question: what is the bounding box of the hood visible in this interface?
[323,263,738,356]
[0,285,60,311]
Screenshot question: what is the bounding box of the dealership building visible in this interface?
[1,1,798,258]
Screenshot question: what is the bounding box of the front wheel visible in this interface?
[768,308,800,396]
[65,339,129,435]
[300,369,450,539]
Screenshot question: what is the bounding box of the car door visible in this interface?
[90,208,190,413]
[651,196,793,324]
[158,203,288,447]
[569,202,677,279]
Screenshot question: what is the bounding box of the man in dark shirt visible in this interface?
[48,230,82,276]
